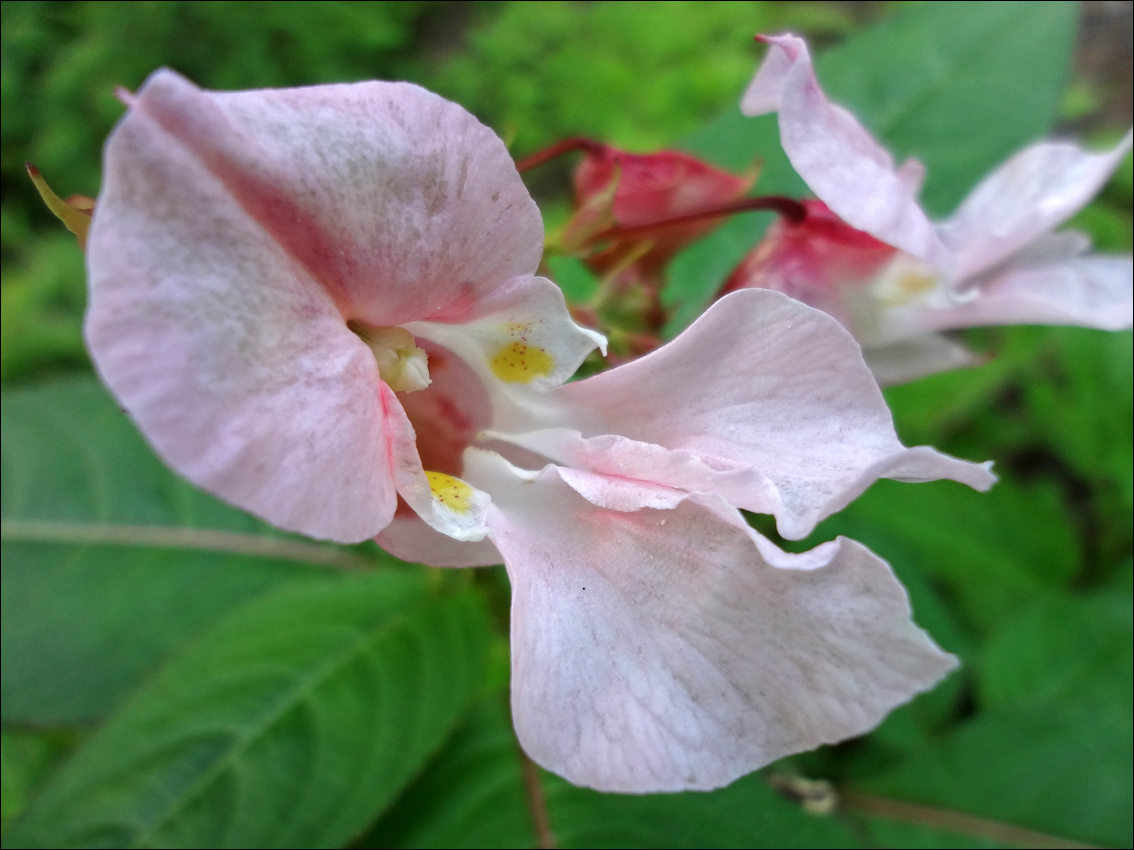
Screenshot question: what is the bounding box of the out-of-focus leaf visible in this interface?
[5,573,490,849]
[1023,328,1134,510]
[859,702,1133,849]
[811,477,1081,634]
[1,379,374,724]
[0,729,79,834]
[546,255,601,305]
[977,591,1132,712]
[817,0,1076,216]
[664,1,1077,335]
[365,698,862,849]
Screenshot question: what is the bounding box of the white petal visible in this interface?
[501,290,993,539]
[742,35,952,267]
[923,251,1133,333]
[864,335,981,385]
[940,132,1134,280]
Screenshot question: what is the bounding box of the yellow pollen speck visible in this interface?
[879,270,938,306]
[425,471,474,514]
[490,340,555,383]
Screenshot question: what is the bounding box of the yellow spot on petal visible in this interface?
[490,340,555,384]
[425,471,474,514]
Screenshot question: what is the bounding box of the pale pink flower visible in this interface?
[739,34,1133,384]
[88,70,993,792]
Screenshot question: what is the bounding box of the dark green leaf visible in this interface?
[6,573,490,849]
[366,698,862,849]
[2,380,370,724]
[977,591,1132,712]
[811,476,1081,634]
[0,729,78,834]
[363,699,535,849]
[860,702,1133,848]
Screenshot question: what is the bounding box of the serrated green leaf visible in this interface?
[2,379,375,724]
[5,573,490,849]
[361,699,534,849]
[365,698,862,849]
[860,703,1133,848]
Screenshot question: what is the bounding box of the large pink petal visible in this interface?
[513,290,993,539]
[940,132,1134,280]
[741,35,951,268]
[468,454,956,792]
[87,87,408,543]
[120,69,544,327]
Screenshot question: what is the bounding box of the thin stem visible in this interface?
[518,745,556,849]
[587,195,807,243]
[839,789,1099,850]
[515,137,604,173]
[0,519,373,571]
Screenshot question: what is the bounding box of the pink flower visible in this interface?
[738,34,1133,384]
[88,70,993,792]
[559,141,755,278]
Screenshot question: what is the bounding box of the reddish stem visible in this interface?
[515,137,605,173]
[588,195,807,243]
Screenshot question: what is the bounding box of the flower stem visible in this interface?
[518,745,556,849]
[839,788,1098,849]
[588,195,807,243]
[515,137,604,173]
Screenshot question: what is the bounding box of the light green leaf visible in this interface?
[2,379,375,724]
[5,573,490,849]
[546,255,601,305]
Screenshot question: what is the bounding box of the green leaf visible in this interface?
[818,0,1077,216]
[977,591,1132,712]
[546,255,601,305]
[366,698,862,849]
[1,729,78,834]
[860,702,1133,848]
[2,379,372,724]
[810,476,1082,634]
[362,700,535,849]
[663,0,1077,335]
[5,573,490,849]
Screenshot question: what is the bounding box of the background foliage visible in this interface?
[2,2,1131,847]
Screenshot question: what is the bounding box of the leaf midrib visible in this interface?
[127,596,436,848]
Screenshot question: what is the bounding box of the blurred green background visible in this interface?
[2,2,1131,848]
